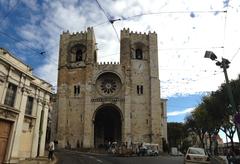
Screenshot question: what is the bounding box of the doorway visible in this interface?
[0,119,12,164]
[94,105,122,148]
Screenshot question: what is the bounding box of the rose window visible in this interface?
[100,78,117,94]
[96,73,121,96]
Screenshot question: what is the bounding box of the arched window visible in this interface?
[76,49,83,61]
[135,49,143,59]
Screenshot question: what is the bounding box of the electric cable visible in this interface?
[0,0,21,26]
[0,30,58,65]
[94,0,120,41]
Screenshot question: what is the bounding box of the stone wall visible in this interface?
[56,27,165,150]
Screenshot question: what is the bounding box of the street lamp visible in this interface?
[204,51,240,141]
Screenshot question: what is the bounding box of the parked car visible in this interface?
[137,143,159,156]
[145,144,159,156]
[137,145,147,156]
[184,147,210,164]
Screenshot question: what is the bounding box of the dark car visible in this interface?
[137,146,147,156]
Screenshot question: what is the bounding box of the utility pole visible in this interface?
[204,51,240,142]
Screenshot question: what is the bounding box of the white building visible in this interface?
[0,48,53,163]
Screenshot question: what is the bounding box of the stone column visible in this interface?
[148,32,162,147]
[83,67,93,148]
[39,102,49,156]
[123,66,132,143]
[11,88,28,159]
[0,66,11,104]
[56,86,68,148]
[30,98,43,157]
[0,78,7,103]
[83,95,92,148]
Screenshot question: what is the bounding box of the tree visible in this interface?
[201,95,222,154]
[185,98,221,152]
[184,75,240,152]
[167,122,186,148]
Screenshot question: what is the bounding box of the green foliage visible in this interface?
[184,74,240,149]
[180,138,192,154]
[167,122,186,147]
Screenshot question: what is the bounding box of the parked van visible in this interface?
[137,143,159,156]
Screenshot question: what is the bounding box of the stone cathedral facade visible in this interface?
[56,27,167,149]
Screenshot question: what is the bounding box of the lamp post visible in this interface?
[204,51,240,141]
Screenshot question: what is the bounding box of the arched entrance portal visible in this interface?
[94,105,122,148]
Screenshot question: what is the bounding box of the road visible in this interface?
[55,150,184,164]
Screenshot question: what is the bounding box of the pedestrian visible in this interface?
[48,141,55,160]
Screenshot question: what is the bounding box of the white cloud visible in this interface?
[167,107,194,116]
[22,0,39,11]
[12,0,240,97]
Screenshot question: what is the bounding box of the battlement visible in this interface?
[62,27,93,35]
[61,27,95,41]
[97,61,120,65]
[121,27,157,40]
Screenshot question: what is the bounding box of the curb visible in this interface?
[62,149,109,156]
[18,155,58,164]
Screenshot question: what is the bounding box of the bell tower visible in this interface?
[120,28,162,145]
[57,27,97,148]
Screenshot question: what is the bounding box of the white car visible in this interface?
[184,147,210,164]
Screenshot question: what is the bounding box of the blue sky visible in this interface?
[167,94,205,122]
[1,0,240,141]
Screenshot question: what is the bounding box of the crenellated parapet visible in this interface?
[120,27,157,41]
[97,61,120,65]
[61,27,95,41]
[96,62,121,70]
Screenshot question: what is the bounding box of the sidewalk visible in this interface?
[18,152,57,164]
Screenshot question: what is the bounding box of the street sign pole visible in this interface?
[222,58,240,141]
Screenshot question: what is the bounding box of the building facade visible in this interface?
[160,99,168,143]
[56,27,166,149]
[0,48,52,163]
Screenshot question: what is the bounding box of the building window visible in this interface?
[74,85,80,96]
[4,83,17,107]
[135,49,143,59]
[76,49,83,61]
[137,85,143,94]
[25,96,34,115]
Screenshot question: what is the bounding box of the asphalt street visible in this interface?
[55,150,184,164]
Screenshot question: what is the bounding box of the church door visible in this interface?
[0,119,12,164]
[94,105,122,148]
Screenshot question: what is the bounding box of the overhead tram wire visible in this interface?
[0,31,44,55]
[0,30,58,65]
[0,1,110,65]
[222,9,228,57]
[0,0,21,26]
[94,0,120,42]
[118,10,227,21]
[230,48,240,62]
[158,46,224,51]
[89,8,226,47]
[0,5,227,65]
